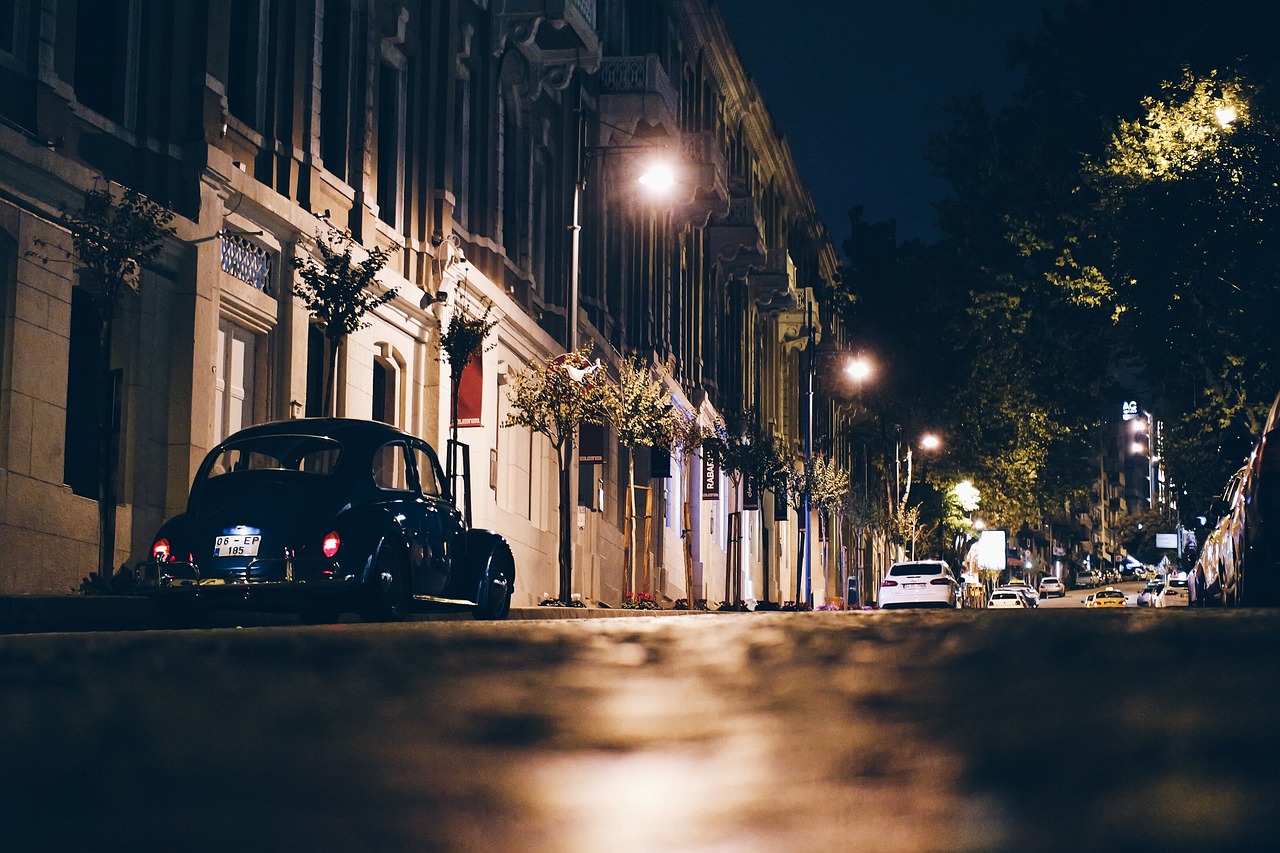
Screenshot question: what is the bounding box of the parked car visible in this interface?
[1005,580,1040,607]
[878,560,960,609]
[1137,582,1166,608]
[1075,570,1099,589]
[1163,576,1190,606]
[141,418,515,624]
[1084,587,1128,608]
[1037,576,1066,598]
[988,589,1029,609]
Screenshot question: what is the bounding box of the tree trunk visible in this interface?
[623,449,636,595]
[96,317,116,579]
[324,335,342,416]
[448,373,461,498]
[642,486,654,595]
[795,518,805,606]
[557,440,574,602]
[682,499,695,606]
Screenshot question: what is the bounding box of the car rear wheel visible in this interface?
[364,548,410,622]
[473,551,513,621]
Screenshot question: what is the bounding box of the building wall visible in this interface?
[0,0,839,605]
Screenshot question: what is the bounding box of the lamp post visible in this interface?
[802,297,815,608]
[563,118,678,602]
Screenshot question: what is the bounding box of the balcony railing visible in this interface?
[599,55,679,133]
[221,232,272,294]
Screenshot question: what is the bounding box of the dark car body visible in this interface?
[141,418,514,622]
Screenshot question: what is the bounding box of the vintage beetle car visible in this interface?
[142,418,514,623]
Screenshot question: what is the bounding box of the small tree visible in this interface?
[292,227,398,415]
[706,410,788,606]
[788,454,850,605]
[669,407,711,608]
[437,297,498,492]
[30,184,175,579]
[504,347,607,603]
[601,356,675,597]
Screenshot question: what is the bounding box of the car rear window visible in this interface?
[205,436,342,479]
[889,563,944,577]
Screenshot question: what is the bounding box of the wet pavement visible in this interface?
[2,608,1276,852]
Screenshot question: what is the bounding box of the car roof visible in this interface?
[220,417,419,446]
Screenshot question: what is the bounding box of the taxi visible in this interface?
[1083,586,1128,608]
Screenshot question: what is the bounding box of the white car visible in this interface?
[878,560,959,609]
[1163,577,1190,606]
[1001,582,1039,607]
[988,589,1028,609]
[1137,582,1166,607]
[1038,576,1066,598]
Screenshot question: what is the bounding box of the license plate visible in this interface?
[214,534,261,557]
[905,582,925,589]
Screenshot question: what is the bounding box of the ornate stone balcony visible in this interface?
[598,55,679,142]
[673,130,730,226]
[494,0,600,90]
[706,195,766,277]
[750,251,800,315]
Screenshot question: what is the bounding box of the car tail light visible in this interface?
[929,577,952,586]
[152,538,171,562]
[880,579,898,588]
[322,532,340,558]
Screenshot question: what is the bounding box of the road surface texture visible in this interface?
[3,609,1275,852]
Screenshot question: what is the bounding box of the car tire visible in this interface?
[473,550,513,621]
[364,548,411,622]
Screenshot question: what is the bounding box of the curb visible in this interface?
[0,595,720,634]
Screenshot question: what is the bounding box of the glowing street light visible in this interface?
[845,356,873,384]
[637,161,677,193]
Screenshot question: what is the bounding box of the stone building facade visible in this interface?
[0,0,844,606]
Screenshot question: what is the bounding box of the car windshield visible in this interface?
[1169,579,1188,588]
[203,435,342,480]
[889,563,943,577]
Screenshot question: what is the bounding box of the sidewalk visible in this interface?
[0,594,714,634]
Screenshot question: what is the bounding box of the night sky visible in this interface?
[716,0,1067,245]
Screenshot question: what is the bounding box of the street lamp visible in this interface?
[564,122,678,601]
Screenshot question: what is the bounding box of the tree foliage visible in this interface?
[28,183,175,578]
[438,297,498,376]
[503,348,607,458]
[292,227,399,414]
[706,409,789,494]
[867,0,1280,533]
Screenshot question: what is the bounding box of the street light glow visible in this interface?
[1215,104,1238,128]
[919,433,941,451]
[638,162,677,193]
[845,357,873,383]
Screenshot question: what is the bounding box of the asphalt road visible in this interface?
[3,607,1276,852]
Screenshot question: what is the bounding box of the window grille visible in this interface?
[221,232,272,294]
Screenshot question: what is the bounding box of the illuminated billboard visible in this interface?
[976,529,1008,571]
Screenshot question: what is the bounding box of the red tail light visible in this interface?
[152,538,171,561]
[929,578,953,586]
[880,579,899,588]
[322,532,340,558]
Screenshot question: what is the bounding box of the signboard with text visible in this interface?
[701,455,720,500]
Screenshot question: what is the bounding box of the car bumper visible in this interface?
[878,588,956,609]
[139,559,359,608]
